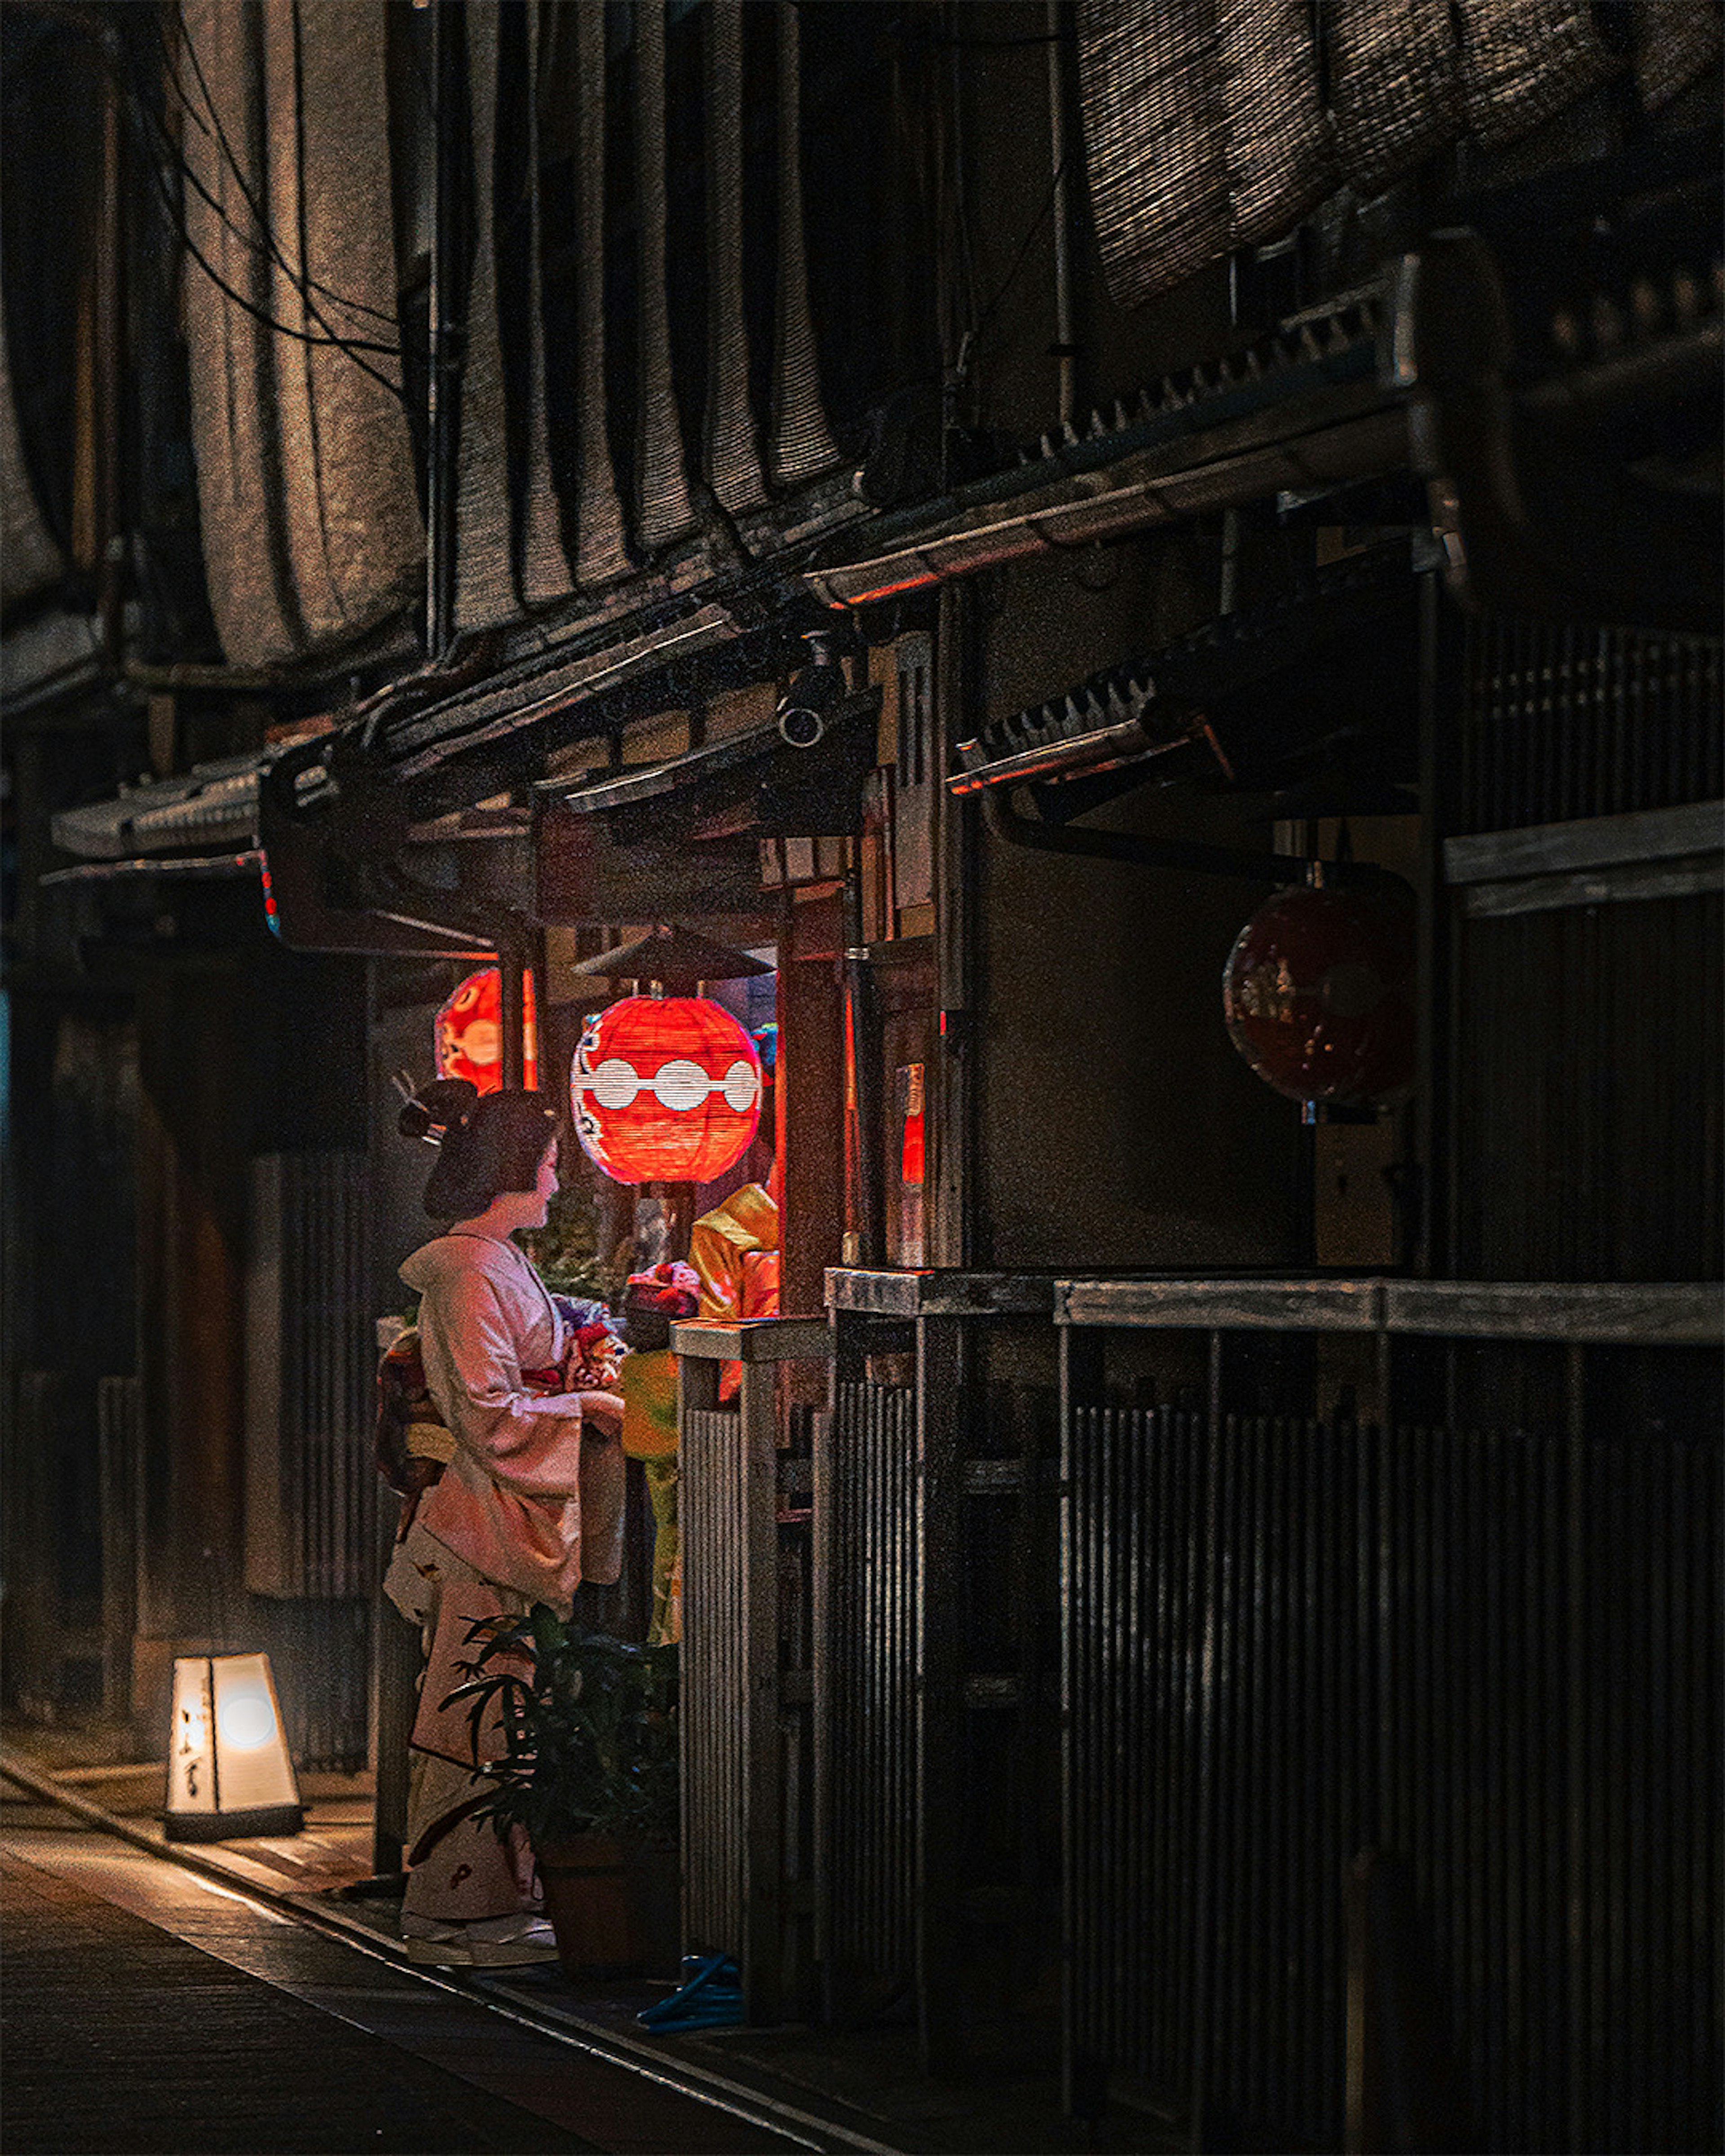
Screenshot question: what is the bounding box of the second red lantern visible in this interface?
[434,966,539,1094]
[570,996,763,1185]
[1221,879,1416,1109]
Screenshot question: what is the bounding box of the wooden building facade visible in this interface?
[3,4,1720,2146]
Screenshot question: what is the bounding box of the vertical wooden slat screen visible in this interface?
[1062,1375,1722,2151]
[243,1153,373,1603]
[822,1380,919,2008]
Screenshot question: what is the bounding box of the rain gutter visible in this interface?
[977,783,1318,887]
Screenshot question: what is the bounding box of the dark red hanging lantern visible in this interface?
[1222,879,1416,1108]
[570,995,763,1184]
[434,967,539,1094]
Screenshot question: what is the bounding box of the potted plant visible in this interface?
[447,1608,680,1979]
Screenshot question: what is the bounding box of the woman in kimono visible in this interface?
[386,1081,624,1966]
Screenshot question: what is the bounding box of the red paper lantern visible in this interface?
[571,995,763,1184]
[434,967,539,1094]
[1222,880,1416,1108]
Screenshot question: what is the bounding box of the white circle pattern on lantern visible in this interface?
[217,1691,277,1751]
[592,1057,639,1109]
[653,1057,708,1111]
[572,1054,764,1115]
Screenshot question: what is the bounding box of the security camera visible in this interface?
[776,629,848,748]
[777,699,829,749]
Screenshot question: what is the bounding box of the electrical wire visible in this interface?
[965,150,1071,357]
[7,4,419,403]
[140,136,413,407]
[133,112,414,409]
[29,5,421,411]
[166,5,413,393]
[139,98,408,362]
[152,12,400,332]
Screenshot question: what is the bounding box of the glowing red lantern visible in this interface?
[1222,879,1416,1108]
[571,996,763,1184]
[434,967,539,1094]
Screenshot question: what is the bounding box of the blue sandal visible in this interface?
[637,1952,743,2030]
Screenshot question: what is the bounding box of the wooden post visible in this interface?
[674,1316,832,2026]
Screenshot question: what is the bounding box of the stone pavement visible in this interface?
[1,1732,1173,2156]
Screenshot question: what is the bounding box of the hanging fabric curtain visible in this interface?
[1323,0,1461,203]
[1218,0,1332,254]
[180,0,422,669]
[768,0,840,487]
[453,2,577,627]
[0,309,65,612]
[634,0,699,553]
[704,0,768,516]
[452,2,516,633]
[562,0,632,588]
[1455,0,1621,147]
[1071,0,1334,309]
[1076,0,1631,316]
[519,0,575,609]
[1075,0,1231,310]
[1632,0,1722,112]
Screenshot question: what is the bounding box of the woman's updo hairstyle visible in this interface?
[403,1081,557,1220]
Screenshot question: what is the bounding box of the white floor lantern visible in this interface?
[165,1652,303,1842]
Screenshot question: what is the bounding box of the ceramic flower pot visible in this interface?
[536,1833,680,1979]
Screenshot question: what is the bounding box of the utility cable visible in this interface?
[152,13,401,332]
[167,5,412,393]
[69,13,419,405]
[134,123,413,409]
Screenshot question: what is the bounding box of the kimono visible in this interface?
[385,1231,624,1925]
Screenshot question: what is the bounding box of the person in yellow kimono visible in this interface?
[688,1179,781,1406]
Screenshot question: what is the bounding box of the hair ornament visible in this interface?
[394,1073,480,1146]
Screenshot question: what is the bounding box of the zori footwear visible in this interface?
[400,1913,561,1967]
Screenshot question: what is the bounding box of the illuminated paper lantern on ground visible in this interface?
[434,967,539,1093]
[571,996,763,1184]
[1222,879,1416,1108]
[165,1652,303,1842]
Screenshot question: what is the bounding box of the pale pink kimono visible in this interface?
[385,1232,624,1923]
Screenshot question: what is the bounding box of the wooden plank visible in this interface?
[778,897,846,1331]
[739,1360,783,2028]
[1381,1280,1724,1344]
[1461,856,1723,918]
[930,591,970,1271]
[1053,1276,1722,1344]
[1443,800,1724,885]
[1056,1277,1384,1332]
[671,1317,832,1364]
[825,1268,1055,1317]
[915,1317,966,2076]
